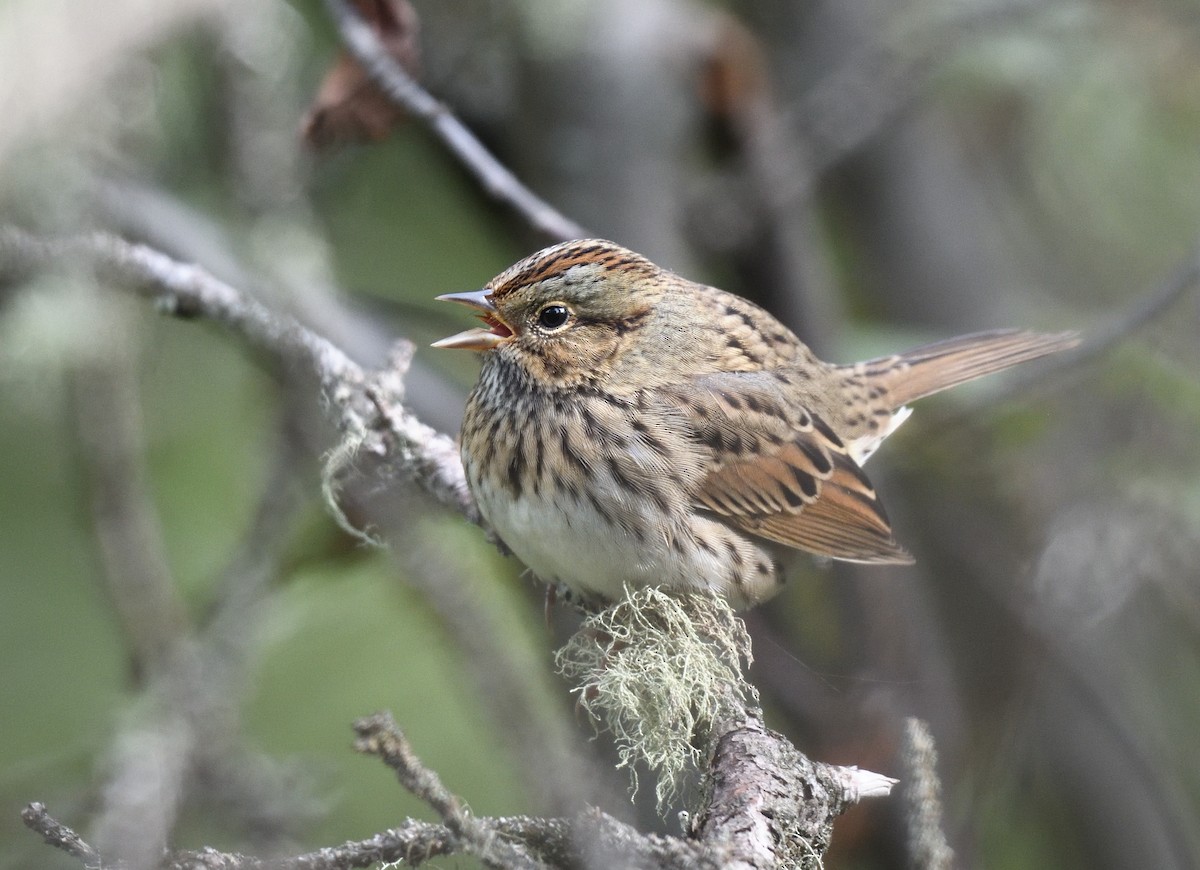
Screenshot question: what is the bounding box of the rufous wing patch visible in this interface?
[696,418,912,564]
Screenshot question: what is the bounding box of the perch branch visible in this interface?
[0,226,476,523]
[322,0,588,242]
[696,706,897,869]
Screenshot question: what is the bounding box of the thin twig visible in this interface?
[1067,244,1200,367]
[354,712,549,870]
[322,0,588,242]
[172,820,457,869]
[956,241,1200,410]
[20,804,103,869]
[353,713,468,833]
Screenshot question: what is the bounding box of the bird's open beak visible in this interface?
[431,289,514,350]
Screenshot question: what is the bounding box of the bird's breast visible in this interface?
[460,369,710,597]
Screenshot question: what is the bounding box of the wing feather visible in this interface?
[682,373,913,565]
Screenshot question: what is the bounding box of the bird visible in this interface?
[433,239,1077,609]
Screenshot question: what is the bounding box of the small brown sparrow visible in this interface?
[434,239,1077,609]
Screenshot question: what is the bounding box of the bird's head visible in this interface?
[433,239,665,388]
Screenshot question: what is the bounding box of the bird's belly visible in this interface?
[477,485,667,601]
[474,479,785,608]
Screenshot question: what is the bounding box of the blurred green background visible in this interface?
[2,0,1200,867]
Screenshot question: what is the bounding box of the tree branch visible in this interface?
[694,706,897,869]
[321,0,588,242]
[26,702,896,870]
[21,804,103,869]
[23,800,565,870]
[0,226,476,524]
[902,718,954,870]
[2,222,605,812]
[354,712,549,870]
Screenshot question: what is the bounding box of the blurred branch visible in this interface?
[63,286,303,864]
[1068,243,1200,367]
[790,0,1046,193]
[202,410,307,662]
[322,0,588,242]
[703,12,842,354]
[1016,572,1200,870]
[72,358,316,861]
[182,409,323,844]
[93,713,194,868]
[21,804,102,869]
[369,505,611,812]
[68,323,187,680]
[956,240,1200,408]
[694,2,1045,353]
[0,226,476,524]
[902,718,954,870]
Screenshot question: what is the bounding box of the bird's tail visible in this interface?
[848,329,1079,409]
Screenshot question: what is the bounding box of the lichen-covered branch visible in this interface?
[558,589,897,869]
[22,801,562,870]
[697,707,896,870]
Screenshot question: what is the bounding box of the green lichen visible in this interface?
[555,586,757,813]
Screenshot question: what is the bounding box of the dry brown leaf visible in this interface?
[302,0,421,148]
[698,13,770,122]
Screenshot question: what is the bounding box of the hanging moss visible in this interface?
[555,586,756,813]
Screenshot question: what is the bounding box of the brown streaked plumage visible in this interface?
[433,239,1078,608]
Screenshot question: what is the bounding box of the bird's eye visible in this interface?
[537,304,570,330]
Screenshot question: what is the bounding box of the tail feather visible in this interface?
[854,329,1079,409]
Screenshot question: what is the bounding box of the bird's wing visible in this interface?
[671,372,914,565]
